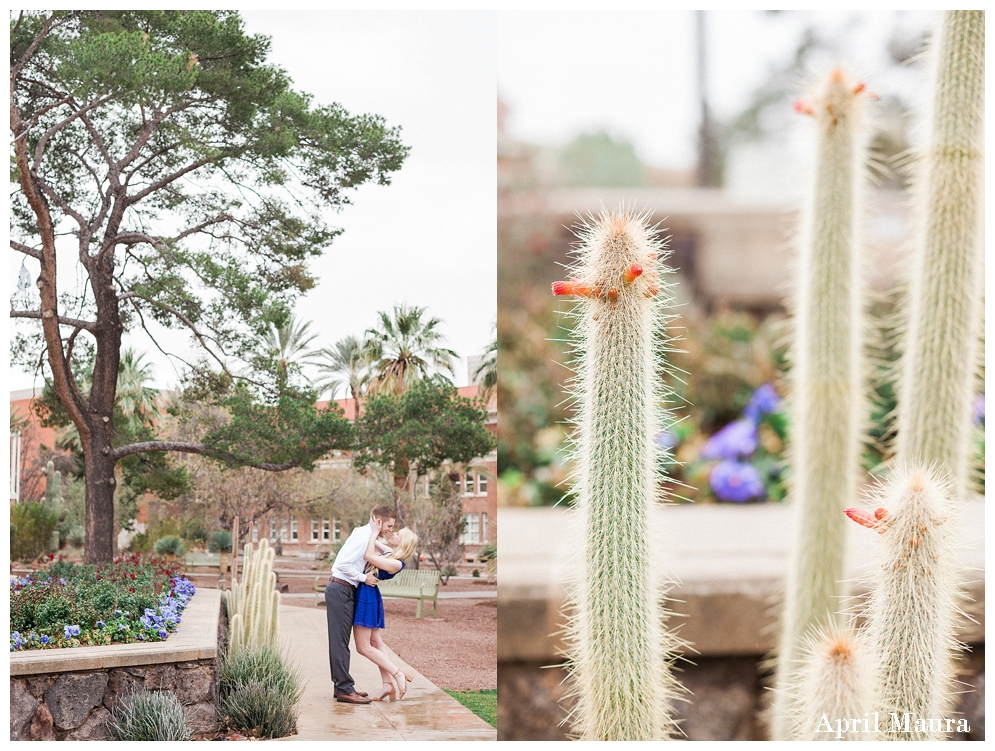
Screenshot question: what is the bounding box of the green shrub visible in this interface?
[127,530,151,554]
[67,526,86,549]
[221,681,297,739]
[442,563,459,579]
[10,501,59,563]
[183,519,209,544]
[109,688,192,741]
[154,536,186,557]
[472,568,480,578]
[477,543,496,562]
[219,646,303,739]
[208,530,233,553]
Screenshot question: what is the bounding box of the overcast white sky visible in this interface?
[10,10,496,392]
[498,10,939,168]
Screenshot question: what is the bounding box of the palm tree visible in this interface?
[473,332,497,402]
[314,335,371,416]
[363,304,459,396]
[261,314,319,381]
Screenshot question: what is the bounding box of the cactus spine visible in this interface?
[555,209,682,740]
[223,537,280,655]
[849,466,959,740]
[771,69,871,739]
[797,629,872,740]
[895,11,984,500]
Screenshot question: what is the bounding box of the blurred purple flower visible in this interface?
[701,419,758,460]
[973,394,985,426]
[744,383,781,423]
[656,430,677,450]
[710,460,766,503]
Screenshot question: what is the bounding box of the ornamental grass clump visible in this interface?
[553,208,684,740]
[154,535,186,558]
[770,67,873,739]
[220,645,304,739]
[109,688,192,741]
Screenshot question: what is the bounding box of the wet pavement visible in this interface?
[274,602,496,741]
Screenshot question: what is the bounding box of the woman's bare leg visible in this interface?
[354,625,405,697]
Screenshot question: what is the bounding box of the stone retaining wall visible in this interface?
[10,588,223,741]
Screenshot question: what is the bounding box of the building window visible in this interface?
[311,520,320,542]
[322,519,330,542]
[333,520,342,542]
[481,512,488,543]
[461,514,479,545]
[477,472,487,496]
[290,519,298,542]
[251,524,259,543]
[463,473,475,496]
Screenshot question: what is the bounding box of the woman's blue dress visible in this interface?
[353,562,403,629]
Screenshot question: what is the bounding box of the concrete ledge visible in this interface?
[10,588,221,676]
[498,501,984,661]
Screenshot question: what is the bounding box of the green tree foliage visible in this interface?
[10,501,59,563]
[559,131,644,187]
[314,335,371,406]
[10,10,408,561]
[353,379,495,521]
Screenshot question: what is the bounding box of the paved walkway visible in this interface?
[275,603,496,741]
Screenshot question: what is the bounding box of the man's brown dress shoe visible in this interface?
[335,692,373,704]
[334,691,368,698]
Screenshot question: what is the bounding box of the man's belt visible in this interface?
[330,576,355,589]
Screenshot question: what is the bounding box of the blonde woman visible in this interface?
[353,519,418,700]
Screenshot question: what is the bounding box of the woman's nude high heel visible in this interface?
[373,681,396,701]
[391,669,407,699]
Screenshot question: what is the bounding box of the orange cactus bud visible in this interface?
[852,82,865,95]
[794,99,814,116]
[552,280,593,297]
[606,288,618,302]
[845,507,888,534]
[623,264,644,284]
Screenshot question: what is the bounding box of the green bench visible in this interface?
[183,552,222,574]
[380,569,440,619]
[313,569,441,618]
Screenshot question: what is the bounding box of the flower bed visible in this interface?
[10,554,196,651]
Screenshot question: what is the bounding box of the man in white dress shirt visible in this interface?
[326,504,396,704]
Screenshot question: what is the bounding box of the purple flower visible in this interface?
[744,383,780,423]
[96,621,105,629]
[974,394,985,426]
[158,630,168,638]
[656,430,677,450]
[40,635,50,644]
[702,420,758,460]
[63,624,81,639]
[710,460,766,503]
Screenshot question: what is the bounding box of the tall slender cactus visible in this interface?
[224,538,280,655]
[554,209,683,740]
[846,465,960,740]
[895,11,985,500]
[797,628,872,740]
[771,69,872,739]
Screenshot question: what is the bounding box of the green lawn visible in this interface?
[444,689,497,727]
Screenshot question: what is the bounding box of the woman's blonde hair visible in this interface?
[366,528,419,574]
[389,528,419,563]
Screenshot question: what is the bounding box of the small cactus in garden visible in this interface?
[894,10,985,501]
[846,465,960,740]
[554,209,684,740]
[797,629,873,740]
[224,537,280,655]
[45,460,62,504]
[771,68,873,739]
